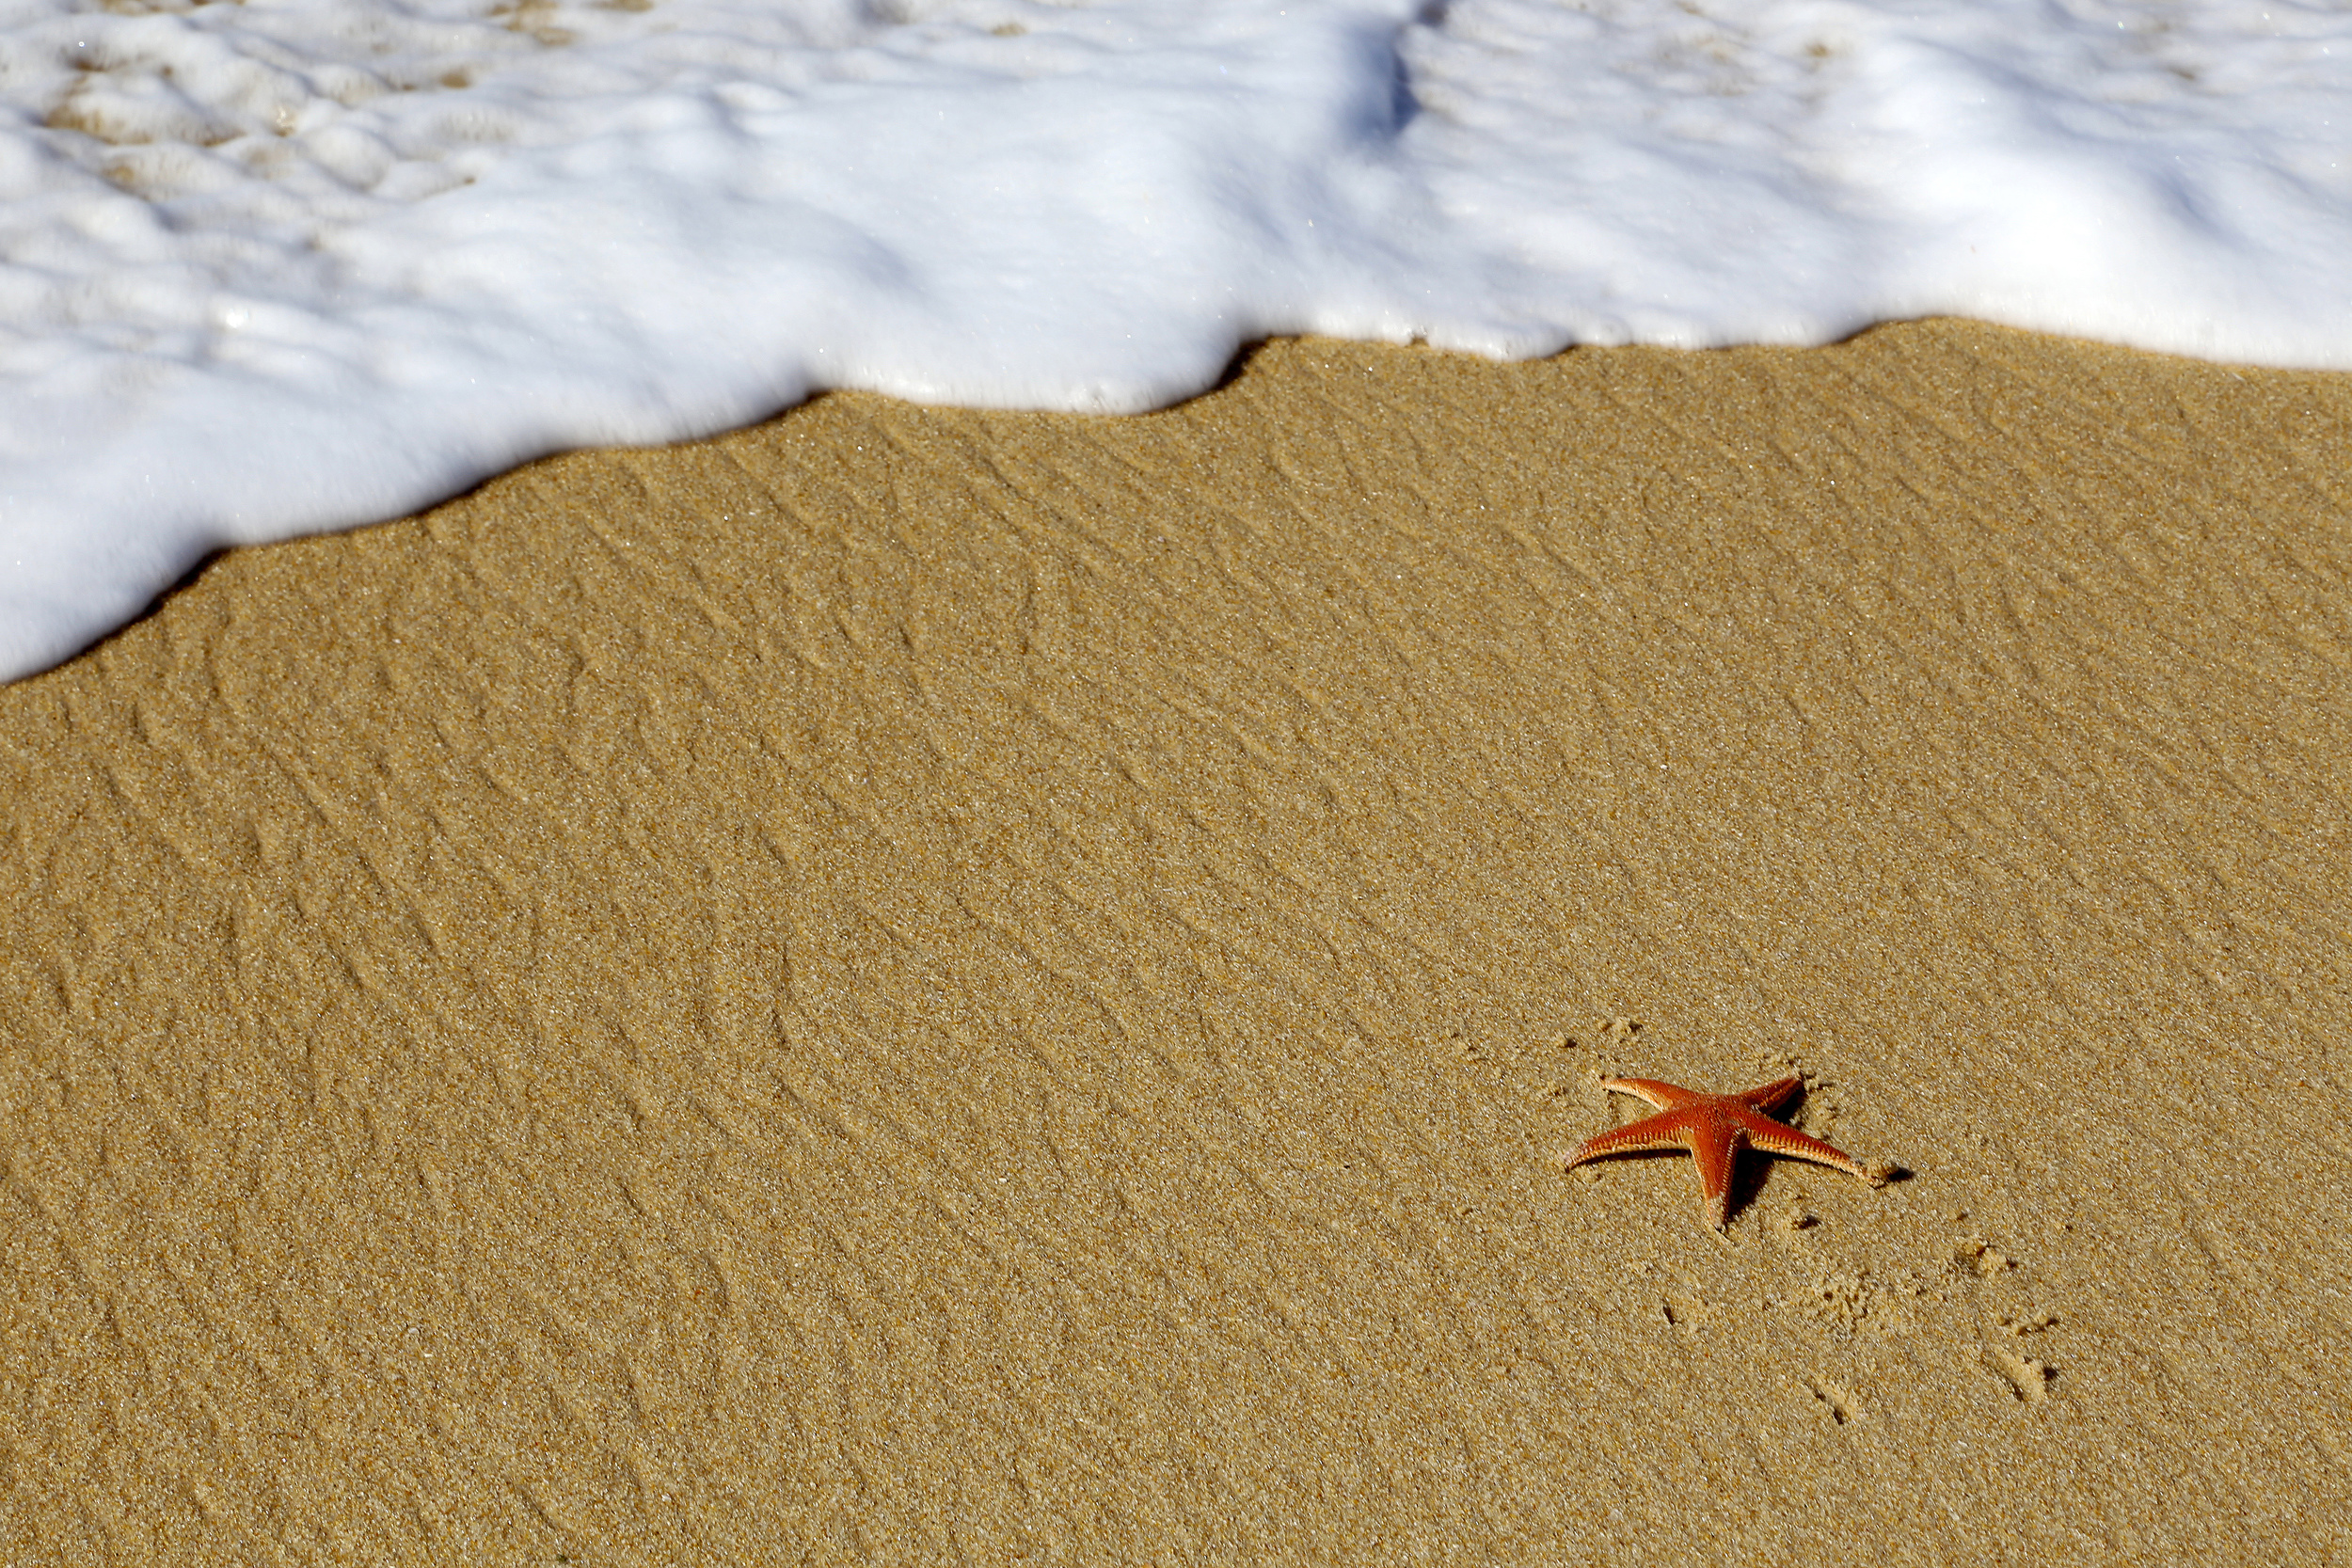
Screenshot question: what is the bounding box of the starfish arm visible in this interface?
[1735,1110,1875,1183]
[1686,1116,1744,1230]
[1600,1078,1708,1111]
[1739,1076,1804,1115]
[1562,1109,1698,1171]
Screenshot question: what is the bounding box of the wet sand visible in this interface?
[3,320,2347,1562]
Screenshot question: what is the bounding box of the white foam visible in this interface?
[5,0,2349,679]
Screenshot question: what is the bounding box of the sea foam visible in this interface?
[4,0,2348,680]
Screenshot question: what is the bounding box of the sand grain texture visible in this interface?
[3,323,2348,1562]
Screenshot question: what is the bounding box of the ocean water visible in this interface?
[3,0,2347,681]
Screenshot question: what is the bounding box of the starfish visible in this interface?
[1564,1075,1884,1230]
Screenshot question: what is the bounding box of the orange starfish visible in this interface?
[1564,1075,1884,1230]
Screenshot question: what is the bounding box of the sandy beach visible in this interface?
[2,319,2346,1561]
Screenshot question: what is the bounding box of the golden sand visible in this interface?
[3,321,2347,1561]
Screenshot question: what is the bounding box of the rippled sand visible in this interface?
[4,322,2346,1562]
